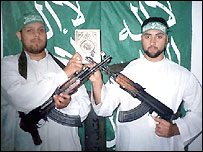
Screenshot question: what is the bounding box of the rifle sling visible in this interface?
[18,51,81,127]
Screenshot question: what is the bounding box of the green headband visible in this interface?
[142,22,167,33]
[17,13,45,31]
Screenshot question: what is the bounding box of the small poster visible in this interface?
[75,29,101,63]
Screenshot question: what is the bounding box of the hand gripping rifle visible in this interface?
[19,56,112,145]
[86,56,182,124]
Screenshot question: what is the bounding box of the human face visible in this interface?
[17,22,47,55]
[141,30,168,62]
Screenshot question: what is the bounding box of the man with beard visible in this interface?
[89,17,202,150]
[1,12,91,151]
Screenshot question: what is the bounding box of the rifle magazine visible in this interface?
[47,108,82,127]
[118,102,150,122]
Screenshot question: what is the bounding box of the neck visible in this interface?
[144,53,164,62]
[26,50,46,61]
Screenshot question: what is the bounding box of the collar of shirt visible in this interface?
[24,48,49,63]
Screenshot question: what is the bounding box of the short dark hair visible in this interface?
[141,17,169,33]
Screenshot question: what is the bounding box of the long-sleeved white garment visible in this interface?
[92,56,202,151]
[1,49,91,151]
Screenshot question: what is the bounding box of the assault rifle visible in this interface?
[86,56,181,123]
[19,55,112,145]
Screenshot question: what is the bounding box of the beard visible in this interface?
[22,39,47,54]
[144,46,166,58]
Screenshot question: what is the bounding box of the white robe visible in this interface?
[92,57,202,151]
[1,50,91,151]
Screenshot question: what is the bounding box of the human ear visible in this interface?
[16,31,22,41]
[166,35,169,43]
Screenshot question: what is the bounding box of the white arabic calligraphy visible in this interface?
[119,1,180,65]
[34,1,85,58]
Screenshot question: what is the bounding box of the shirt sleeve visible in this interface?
[72,85,91,122]
[1,55,69,112]
[174,73,202,146]
[58,84,91,122]
[91,81,122,117]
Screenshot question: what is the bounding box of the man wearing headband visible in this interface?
[1,12,91,151]
[141,17,169,61]
[89,17,202,150]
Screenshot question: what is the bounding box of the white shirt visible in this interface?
[92,56,202,151]
[1,50,91,151]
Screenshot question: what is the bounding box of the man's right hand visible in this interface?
[63,52,83,78]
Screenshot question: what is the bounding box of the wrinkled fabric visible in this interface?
[1,50,91,151]
[92,57,202,151]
